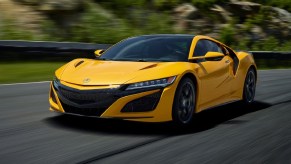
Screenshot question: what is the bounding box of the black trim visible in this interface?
[52,110,153,119]
[103,116,154,119]
[50,86,57,103]
[60,100,107,117]
[121,91,162,112]
[52,80,163,116]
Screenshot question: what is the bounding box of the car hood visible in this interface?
[59,59,167,85]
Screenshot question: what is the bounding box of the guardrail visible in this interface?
[1,41,291,65]
[0,40,111,61]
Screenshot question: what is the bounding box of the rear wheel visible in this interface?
[242,68,256,104]
[172,77,196,126]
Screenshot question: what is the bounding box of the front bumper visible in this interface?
[49,80,177,122]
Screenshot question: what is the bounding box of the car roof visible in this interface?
[133,34,195,38]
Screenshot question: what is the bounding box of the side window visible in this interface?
[193,40,208,57]
[193,39,223,57]
[208,41,223,53]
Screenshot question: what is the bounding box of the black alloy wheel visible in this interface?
[243,68,256,104]
[172,77,196,125]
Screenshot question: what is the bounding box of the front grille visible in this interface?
[59,87,118,105]
[52,79,163,116]
[121,91,162,112]
[60,101,106,116]
[53,82,120,116]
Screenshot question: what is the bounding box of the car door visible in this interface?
[192,39,233,111]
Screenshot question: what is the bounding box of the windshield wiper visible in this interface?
[98,58,109,60]
[108,58,148,62]
[135,59,147,62]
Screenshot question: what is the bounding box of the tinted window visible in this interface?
[99,36,193,62]
[193,39,223,57]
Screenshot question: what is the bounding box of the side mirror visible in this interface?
[94,49,104,57]
[190,52,224,62]
[204,52,224,61]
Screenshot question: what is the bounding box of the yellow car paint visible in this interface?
[49,35,256,123]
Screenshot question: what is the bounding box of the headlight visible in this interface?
[126,76,176,90]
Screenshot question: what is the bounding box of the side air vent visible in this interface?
[74,60,84,68]
[139,64,158,70]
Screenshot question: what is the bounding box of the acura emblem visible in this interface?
[83,78,90,83]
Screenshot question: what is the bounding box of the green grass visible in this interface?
[0,62,66,84]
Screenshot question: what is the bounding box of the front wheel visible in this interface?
[242,68,256,104]
[172,77,196,126]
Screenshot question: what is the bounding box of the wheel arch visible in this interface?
[171,72,199,125]
[248,65,257,83]
[181,72,198,88]
[242,65,257,104]
[179,72,199,113]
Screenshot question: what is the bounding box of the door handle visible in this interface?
[225,60,230,64]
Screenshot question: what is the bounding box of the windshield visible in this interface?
[98,35,193,62]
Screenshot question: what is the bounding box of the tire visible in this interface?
[242,68,256,104]
[172,77,196,126]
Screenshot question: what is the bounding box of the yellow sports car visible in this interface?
[49,34,257,125]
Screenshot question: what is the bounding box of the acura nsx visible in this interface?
[49,34,257,125]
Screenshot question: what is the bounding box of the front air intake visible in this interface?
[121,91,162,112]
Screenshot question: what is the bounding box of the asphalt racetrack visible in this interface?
[0,69,291,163]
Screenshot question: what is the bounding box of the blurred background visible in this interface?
[0,0,291,49]
[0,0,291,83]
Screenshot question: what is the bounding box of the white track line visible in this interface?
[259,68,291,71]
[0,81,50,86]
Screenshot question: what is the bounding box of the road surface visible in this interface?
[0,69,291,163]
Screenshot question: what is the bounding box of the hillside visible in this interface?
[0,0,291,50]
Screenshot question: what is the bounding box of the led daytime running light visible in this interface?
[126,76,176,90]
